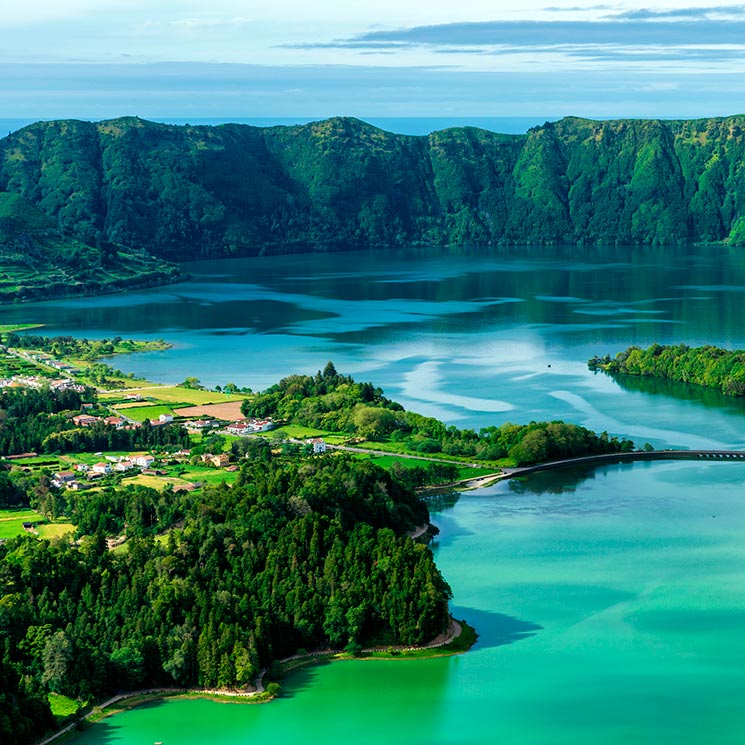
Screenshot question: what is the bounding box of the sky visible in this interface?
[3,1,745,121]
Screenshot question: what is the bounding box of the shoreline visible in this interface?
[36,617,474,745]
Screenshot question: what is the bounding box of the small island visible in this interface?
[589,343,745,397]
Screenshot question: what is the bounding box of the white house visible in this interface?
[159,414,174,424]
[226,421,251,436]
[247,418,274,432]
[134,455,155,468]
[92,462,112,475]
[310,438,327,454]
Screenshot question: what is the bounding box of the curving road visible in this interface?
[501,449,745,478]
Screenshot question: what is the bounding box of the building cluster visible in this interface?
[225,418,274,435]
[0,375,85,393]
[71,412,174,429]
[51,453,160,489]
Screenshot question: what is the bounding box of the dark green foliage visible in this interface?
[590,343,745,396]
[0,192,182,301]
[245,367,634,465]
[0,661,55,745]
[0,456,450,729]
[5,115,745,265]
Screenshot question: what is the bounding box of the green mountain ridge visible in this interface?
[2,114,745,265]
[0,192,184,301]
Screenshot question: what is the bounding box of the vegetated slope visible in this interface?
[3,115,745,262]
[0,191,183,301]
[589,343,745,396]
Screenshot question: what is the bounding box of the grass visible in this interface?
[0,509,76,541]
[264,424,327,439]
[355,440,504,469]
[261,425,348,445]
[0,508,42,539]
[36,522,75,540]
[127,473,196,491]
[100,386,245,406]
[0,323,43,332]
[112,404,175,422]
[113,400,167,410]
[366,455,427,470]
[175,466,240,485]
[49,692,82,720]
[0,507,40,521]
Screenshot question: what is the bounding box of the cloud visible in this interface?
[614,5,745,20]
[347,19,745,48]
[284,15,745,67]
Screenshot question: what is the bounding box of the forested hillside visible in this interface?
[2,115,745,263]
[0,192,182,301]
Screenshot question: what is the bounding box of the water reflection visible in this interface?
[7,244,745,445]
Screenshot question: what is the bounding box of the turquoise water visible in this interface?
[73,461,745,744]
[5,245,745,448]
[7,244,745,742]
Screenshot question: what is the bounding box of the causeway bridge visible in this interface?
[501,449,745,478]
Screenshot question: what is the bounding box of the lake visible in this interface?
[8,244,745,743]
[6,244,745,447]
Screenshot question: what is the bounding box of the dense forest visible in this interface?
[0,455,450,745]
[0,192,182,302]
[589,344,745,396]
[242,363,634,464]
[2,115,745,268]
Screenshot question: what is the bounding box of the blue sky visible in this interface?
[3,1,745,119]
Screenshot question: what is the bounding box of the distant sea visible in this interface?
[0,116,553,137]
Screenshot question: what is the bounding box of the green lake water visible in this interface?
[7,245,745,742]
[72,462,745,744]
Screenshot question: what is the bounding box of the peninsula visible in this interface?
[0,333,635,745]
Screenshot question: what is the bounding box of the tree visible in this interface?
[178,377,203,390]
[352,406,397,441]
[41,631,73,694]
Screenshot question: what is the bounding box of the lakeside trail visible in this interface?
[34,685,265,745]
[407,523,430,540]
[34,618,465,745]
[270,617,464,668]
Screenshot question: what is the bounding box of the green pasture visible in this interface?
[113,404,175,422]
[101,386,245,406]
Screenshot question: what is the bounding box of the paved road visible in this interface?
[502,449,745,478]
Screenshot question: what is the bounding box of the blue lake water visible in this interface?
[4,245,745,449]
[12,243,745,743]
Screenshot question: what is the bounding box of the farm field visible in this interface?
[112,404,175,422]
[0,508,40,539]
[36,522,75,540]
[174,401,245,419]
[99,386,245,406]
[126,473,196,491]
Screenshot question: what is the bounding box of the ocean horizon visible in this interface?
[1,116,558,137]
